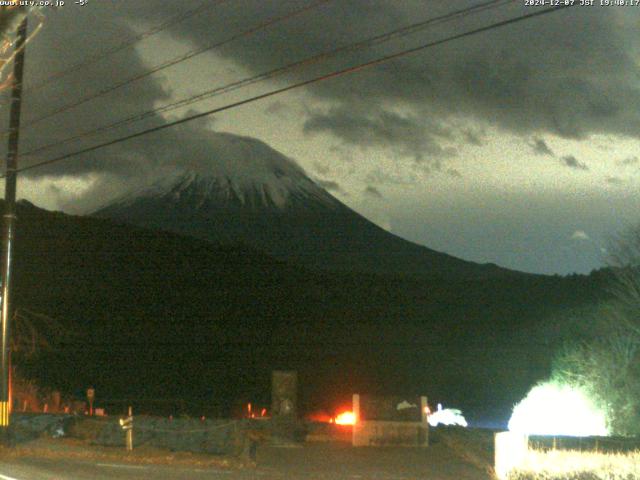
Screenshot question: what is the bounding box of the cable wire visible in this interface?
[9,0,332,134]
[8,5,574,178]
[0,0,226,105]
[18,0,513,159]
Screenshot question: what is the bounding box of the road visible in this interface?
[0,457,243,479]
[0,443,488,480]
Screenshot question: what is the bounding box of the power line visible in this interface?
[19,0,513,159]
[0,0,226,106]
[53,340,556,348]
[41,338,560,351]
[8,5,573,178]
[116,0,515,118]
[14,3,570,174]
[8,0,332,135]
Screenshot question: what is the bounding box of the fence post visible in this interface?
[126,406,133,451]
[119,406,133,451]
[352,394,360,446]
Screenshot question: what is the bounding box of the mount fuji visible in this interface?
[93,132,515,279]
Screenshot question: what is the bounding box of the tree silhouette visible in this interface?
[552,225,640,435]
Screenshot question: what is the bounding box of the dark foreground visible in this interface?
[0,428,493,480]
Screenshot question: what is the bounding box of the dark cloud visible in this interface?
[364,185,383,199]
[4,3,173,179]
[7,2,637,278]
[6,5,245,195]
[463,129,483,146]
[264,100,289,116]
[7,0,638,209]
[316,179,342,192]
[618,156,639,167]
[303,106,452,162]
[8,1,321,215]
[446,168,462,179]
[530,138,554,156]
[606,176,624,185]
[13,1,639,185]
[366,166,417,186]
[312,162,330,175]
[150,1,640,143]
[561,155,588,171]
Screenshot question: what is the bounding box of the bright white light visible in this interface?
[427,404,468,427]
[508,382,608,437]
[495,431,528,480]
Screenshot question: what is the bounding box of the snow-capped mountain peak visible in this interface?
[93,131,514,279]
[101,132,337,212]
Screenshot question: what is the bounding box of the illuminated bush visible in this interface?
[508,381,608,437]
[552,328,640,436]
[548,225,640,437]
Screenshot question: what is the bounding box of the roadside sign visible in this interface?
[87,387,95,416]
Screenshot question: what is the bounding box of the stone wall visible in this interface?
[352,394,429,447]
[10,413,72,442]
[92,416,247,455]
[8,413,268,457]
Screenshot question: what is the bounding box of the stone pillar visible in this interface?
[271,370,297,419]
[271,370,298,443]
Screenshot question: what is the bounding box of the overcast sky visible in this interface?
[2,0,639,275]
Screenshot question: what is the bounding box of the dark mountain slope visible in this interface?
[93,132,520,280]
[11,201,606,423]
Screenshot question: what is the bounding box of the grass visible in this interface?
[0,415,255,469]
[431,426,496,476]
[0,436,246,469]
[509,448,640,480]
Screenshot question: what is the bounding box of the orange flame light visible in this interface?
[334,411,356,425]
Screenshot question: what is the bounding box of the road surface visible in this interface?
[0,442,488,479]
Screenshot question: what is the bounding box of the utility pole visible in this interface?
[0,15,28,435]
